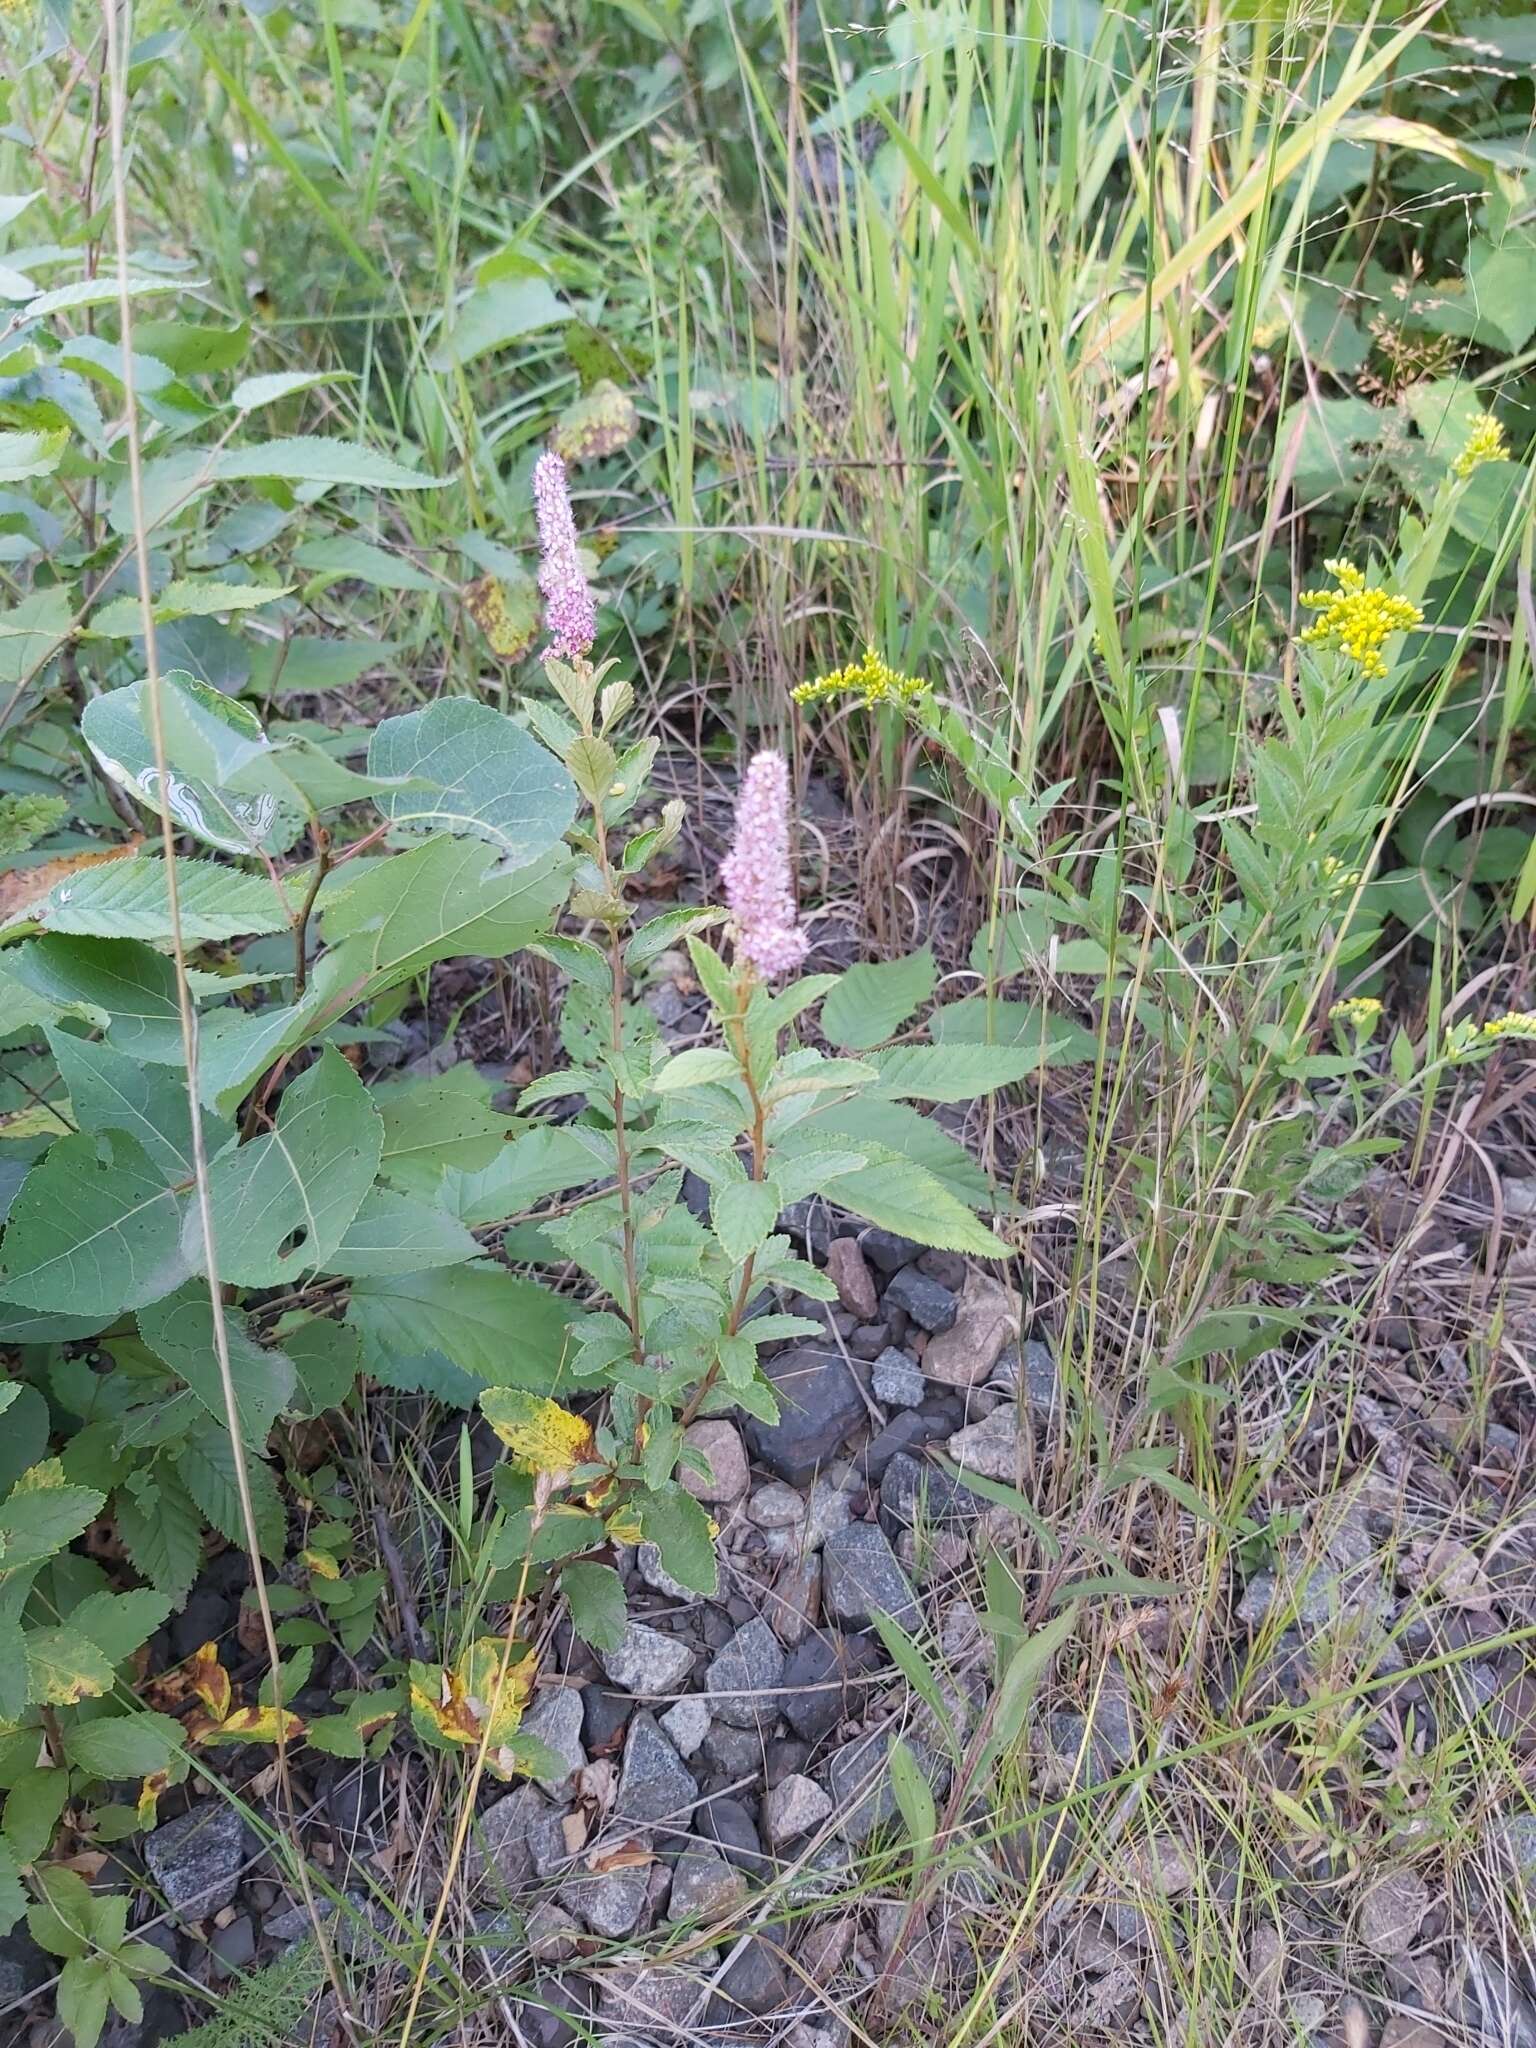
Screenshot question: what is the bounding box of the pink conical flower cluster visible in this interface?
[532,450,596,661]
[720,750,809,980]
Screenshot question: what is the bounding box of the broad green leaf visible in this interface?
[9,937,184,1063]
[652,1048,741,1092]
[3,1767,69,1861]
[57,1955,111,2048]
[231,370,338,411]
[216,437,447,490]
[638,1488,718,1597]
[711,1181,779,1263]
[137,1286,297,1444]
[367,701,577,865]
[439,1123,597,1226]
[23,274,196,321]
[561,1561,626,1653]
[780,1097,994,1213]
[1,1130,188,1313]
[868,1042,1051,1102]
[0,587,74,694]
[26,854,297,944]
[133,319,250,374]
[24,1626,115,1705]
[0,429,67,482]
[821,949,935,1049]
[0,1840,22,1937]
[374,1067,513,1198]
[27,1864,94,1957]
[322,1187,481,1276]
[0,1385,49,1498]
[46,1026,232,1182]
[90,579,291,635]
[830,1152,1007,1257]
[178,1420,286,1557]
[278,1315,361,1414]
[930,995,1098,1063]
[201,1049,382,1286]
[0,1476,105,1574]
[68,1589,172,1665]
[81,677,305,856]
[62,1711,183,1780]
[294,536,439,591]
[314,839,569,1003]
[195,996,323,1119]
[429,279,567,370]
[113,1471,201,1602]
[347,1262,576,1404]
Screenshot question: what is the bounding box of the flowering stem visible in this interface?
[678,970,769,1433]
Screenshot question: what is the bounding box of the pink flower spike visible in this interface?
[532,450,596,661]
[720,749,809,980]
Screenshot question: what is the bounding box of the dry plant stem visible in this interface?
[393,1492,545,2048]
[101,4,355,2032]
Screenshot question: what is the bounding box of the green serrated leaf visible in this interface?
[367,700,576,865]
[321,1186,481,1277]
[821,949,935,1049]
[560,1560,626,1652]
[137,1286,296,1445]
[637,1488,717,1597]
[0,1130,188,1314]
[202,1049,382,1287]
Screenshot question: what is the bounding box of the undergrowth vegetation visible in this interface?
[0,0,1535,2042]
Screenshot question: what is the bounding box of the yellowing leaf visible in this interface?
[605,1506,644,1544]
[479,1389,594,1479]
[136,1770,171,1829]
[196,1703,304,1747]
[300,1548,340,1581]
[409,1638,534,1769]
[0,1100,71,1138]
[464,574,540,661]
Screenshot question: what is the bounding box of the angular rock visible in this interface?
[698,1794,770,1878]
[706,1617,786,1731]
[751,1482,805,1529]
[823,1522,921,1632]
[805,1473,856,1550]
[144,1802,250,1920]
[709,1936,789,2018]
[873,1347,925,1409]
[826,1728,945,1845]
[598,1963,706,2031]
[859,1410,954,1486]
[701,1720,764,1779]
[946,1403,1023,1483]
[921,1272,1016,1385]
[1358,1867,1430,1957]
[781,1630,884,1743]
[883,1266,959,1334]
[860,1228,922,1274]
[558,1864,650,1938]
[615,1711,701,1827]
[659,1695,711,1760]
[743,1347,867,1486]
[581,1684,631,1755]
[467,1783,553,1896]
[0,1927,49,2003]
[765,1773,835,1844]
[597,1620,694,1697]
[769,1553,820,1648]
[679,1419,749,1503]
[519,1688,586,1796]
[825,1238,879,1319]
[666,1846,748,1921]
[880,1450,987,1533]
[514,1974,595,2048]
[1380,2023,1448,2048]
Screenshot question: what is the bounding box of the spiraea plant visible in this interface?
[460,459,1045,1650]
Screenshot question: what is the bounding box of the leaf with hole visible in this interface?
[200,1048,382,1287]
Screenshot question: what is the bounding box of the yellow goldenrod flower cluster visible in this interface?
[1329,996,1382,1030]
[793,645,928,710]
[1478,1011,1536,1043]
[1452,411,1509,479]
[1299,559,1424,679]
